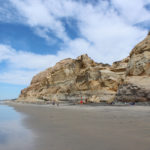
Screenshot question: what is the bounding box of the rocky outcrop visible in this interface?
[126,33,150,76]
[19,54,122,102]
[18,32,150,103]
[116,83,150,102]
[116,32,150,102]
[111,57,129,73]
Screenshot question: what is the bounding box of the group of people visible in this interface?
[51,96,88,106]
[52,100,59,106]
[79,97,88,104]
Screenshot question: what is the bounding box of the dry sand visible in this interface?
[8,103,150,150]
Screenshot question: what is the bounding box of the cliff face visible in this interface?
[19,54,124,102]
[116,33,150,102]
[19,33,150,103]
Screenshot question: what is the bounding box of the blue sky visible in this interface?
[0,0,150,100]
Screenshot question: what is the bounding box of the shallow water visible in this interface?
[0,104,34,150]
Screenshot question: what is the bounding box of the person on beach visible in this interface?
[80,96,83,104]
[85,98,88,104]
[52,100,55,105]
[130,102,135,105]
[53,94,59,106]
[80,100,83,104]
[56,101,59,106]
[73,99,76,105]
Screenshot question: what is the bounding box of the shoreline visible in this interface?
[5,102,150,150]
[3,99,150,107]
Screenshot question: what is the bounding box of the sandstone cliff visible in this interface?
[116,32,150,102]
[18,33,150,103]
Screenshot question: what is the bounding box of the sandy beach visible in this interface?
[6,103,150,150]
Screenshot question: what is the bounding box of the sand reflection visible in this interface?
[0,105,34,150]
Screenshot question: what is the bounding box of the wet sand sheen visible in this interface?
[0,104,34,150]
[8,104,150,150]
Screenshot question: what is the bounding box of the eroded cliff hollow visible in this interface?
[18,33,150,103]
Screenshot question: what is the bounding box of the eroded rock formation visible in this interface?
[18,33,150,103]
[116,33,150,102]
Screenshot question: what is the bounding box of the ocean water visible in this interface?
[0,104,34,150]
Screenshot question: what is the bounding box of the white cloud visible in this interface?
[0,0,150,85]
[0,1,21,23]
[9,0,70,42]
[0,44,75,85]
[111,0,150,24]
[34,27,54,44]
[0,45,53,70]
[0,45,14,62]
[76,1,147,62]
[0,45,54,85]
[0,70,36,85]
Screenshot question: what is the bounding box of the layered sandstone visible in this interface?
[18,33,150,103]
[116,33,150,102]
[19,54,124,102]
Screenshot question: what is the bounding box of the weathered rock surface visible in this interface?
[116,33,150,102]
[18,32,150,103]
[126,33,150,76]
[18,54,121,102]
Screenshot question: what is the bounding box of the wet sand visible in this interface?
[0,104,34,150]
[8,104,150,150]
